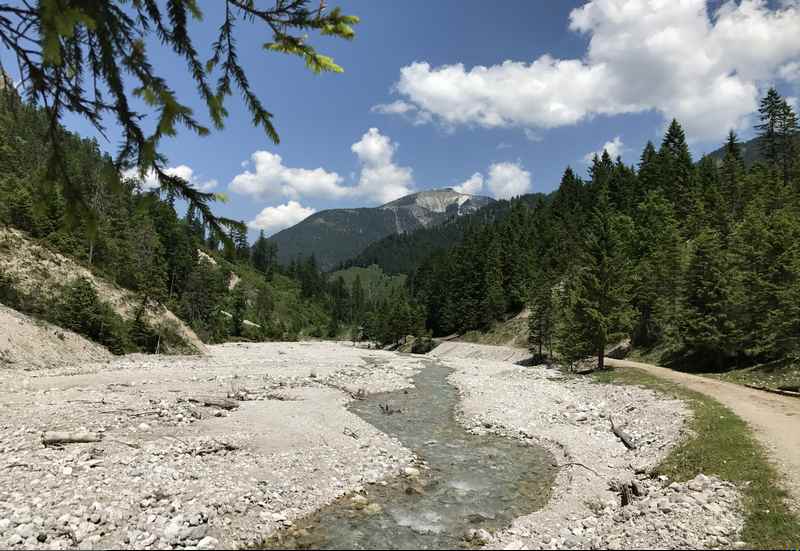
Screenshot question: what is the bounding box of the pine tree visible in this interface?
[637,141,659,202]
[230,287,247,338]
[680,230,740,368]
[252,230,277,279]
[559,187,635,369]
[483,237,506,323]
[631,191,685,347]
[777,99,799,187]
[528,268,555,359]
[721,130,745,221]
[658,119,696,222]
[756,87,784,167]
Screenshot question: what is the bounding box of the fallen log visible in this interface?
[743,383,800,398]
[42,431,102,446]
[186,396,239,410]
[609,417,637,450]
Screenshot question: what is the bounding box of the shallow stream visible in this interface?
[266,361,556,549]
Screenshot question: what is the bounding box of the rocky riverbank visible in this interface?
[0,343,423,549]
[432,342,744,549]
[0,341,744,549]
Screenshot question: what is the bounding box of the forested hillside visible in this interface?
[0,86,424,351]
[343,194,547,275]
[410,88,800,375]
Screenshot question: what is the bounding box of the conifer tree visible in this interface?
[483,237,506,323]
[680,230,740,368]
[721,130,745,220]
[658,119,696,222]
[757,87,784,167]
[528,268,555,359]
[559,187,634,370]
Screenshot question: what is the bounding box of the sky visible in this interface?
[6,0,800,237]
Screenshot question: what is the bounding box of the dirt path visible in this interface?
[605,358,800,505]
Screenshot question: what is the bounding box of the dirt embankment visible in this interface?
[0,227,204,354]
[0,304,112,370]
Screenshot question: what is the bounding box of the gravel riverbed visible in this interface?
[432,342,744,549]
[0,341,744,549]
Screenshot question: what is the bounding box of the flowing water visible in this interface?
[265,361,556,549]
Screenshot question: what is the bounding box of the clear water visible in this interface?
[264,361,556,549]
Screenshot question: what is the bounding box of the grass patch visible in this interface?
[592,367,800,549]
[629,346,800,393]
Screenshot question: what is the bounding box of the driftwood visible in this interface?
[609,417,637,450]
[42,431,102,446]
[620,483,633,506]
[552,461,599,476]
[186,396,239,410]
[343,426,359,439]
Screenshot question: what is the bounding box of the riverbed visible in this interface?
[266,361,556,549]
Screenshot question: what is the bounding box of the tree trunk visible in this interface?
[597,349,605,371]
[42,431,102,446]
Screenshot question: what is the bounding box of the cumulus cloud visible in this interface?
[452,172,484,195]
[379,0,800,141]
[248,201,316,235]
[487,162,531,199]
[230,128,412,205]
[122,165,218,192]
[350,128,414,203]
[583,136,625,163]
[230,152,346,200]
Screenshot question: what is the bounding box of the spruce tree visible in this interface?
[658,119,696,222]
[680,230,740,368]
[559,187,634,370]
[721,130,745,221]
[528,268,555,359]
[756,87,784,167]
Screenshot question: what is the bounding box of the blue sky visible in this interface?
[7,1,800,237]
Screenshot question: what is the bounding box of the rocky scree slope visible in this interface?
[0,227,204,354]
[269,189,493,270]
[0,304,112,369]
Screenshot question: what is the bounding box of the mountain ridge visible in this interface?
[269,188,494,270]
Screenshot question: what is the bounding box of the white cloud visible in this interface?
[524,129,543,142]
[779,61,800,81]
[371,100,416,115]
[350,128,414,203]
[371,100,432,125]
[452,172,484,195]
[583,136,625,163]
[487,162,531,199]
[230,151,347,200]
[230,128,414,205]
[122,164,217,192]
[381,0,800,142]
[496,142,512,150]
[248,201,316,235]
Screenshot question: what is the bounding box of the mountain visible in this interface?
[705,135,764,166]
[269,188,494,270]
[345,193,549,275]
